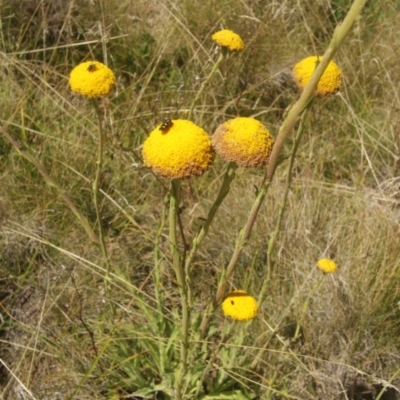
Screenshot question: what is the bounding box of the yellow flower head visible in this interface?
[222,290,258,321]
[292,56,342,97]
[212,117,274,168]
[317,258,337,274]
[142,119,215,179]
[211,29,244,52]
[69,61,116,97]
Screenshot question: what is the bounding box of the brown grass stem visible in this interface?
[169,179,189,399]
[0,125,98,243]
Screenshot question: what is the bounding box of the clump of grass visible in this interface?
[1,0,400,399]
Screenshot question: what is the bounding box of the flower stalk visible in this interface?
[91,98,112,284]
[267,0,368,182]
[264,102,312,287]
[185,162,237,306]
[169,179,189,399]
[188,51,224,120]
[200,0,367,336]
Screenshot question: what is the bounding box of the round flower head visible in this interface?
[317,258,337,274]
[211,29,244,52]
[142,119,215,179]
[222,290,258,321]
[212,117,274,168]
[292,56,342,97]
[69,61,116,97]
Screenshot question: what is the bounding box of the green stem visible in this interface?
[375,367,400,400]
[154,192,169,374]
[293,276,323,342]
[169,180,189,399]
[262,102,312,297]
[199,0,367,337]
[188,51,224,120]
[200,179,271,336]
[185,162,237,306]
[250,269,315,370]
[266,0,368,183]
[194,321,236,397]
[0,126,98,243]
[91,98,111,283]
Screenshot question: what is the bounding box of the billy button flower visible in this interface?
[222,290,258,321]
[69,61,115,97]
[317,258,337,273]
[142,119,215,179]
[211,29,244,52]
[293,56,342,97]
[212,117,274,168]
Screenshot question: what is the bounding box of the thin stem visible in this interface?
[250,269,315,370]
[200,179,271,336]
[91,98,111,281]
[375,367,400,400]
[194,321,236,397]
[154,192,169,374]
[169,179,189,400]
[293,276,323,342]
[0,126,98,243]
[199,0,367,337]
[263,103,312,295]
[188,51,224,120]
[266,0,368,183]
[185,162,237,306]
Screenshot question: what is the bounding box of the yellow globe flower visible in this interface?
[222,290,258,321]
[69,61,116,97]
[142,119,215,179]
[211,29,244,52]
[292,56,342,97]
[317,258,337,273]
[212,117,274,168]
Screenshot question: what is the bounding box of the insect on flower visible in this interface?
[159,118,173,133]
[87,63,97,72]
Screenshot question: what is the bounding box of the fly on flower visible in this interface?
[87,63,97,72]
[159,118,173,133]
[69,61,115,97]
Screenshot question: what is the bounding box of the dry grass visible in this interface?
[0,0,400,399]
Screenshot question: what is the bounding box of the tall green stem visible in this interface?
[91,99,111,281]
[266,0,368,182]
[199,178,271,335]
[263,103,312,292]
[154,193,169,374]
[188,51,224,120]
[199,0,367,336]
[185,162,237,306]
[169,179,189,399]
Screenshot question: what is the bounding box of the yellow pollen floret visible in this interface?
[211,29,244,52]
[317,258,337,273]
[69,61,116,98]
[212,117,274,168]
[222,290,258,321]
[142,119,215,179]
[292,56,342,97]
